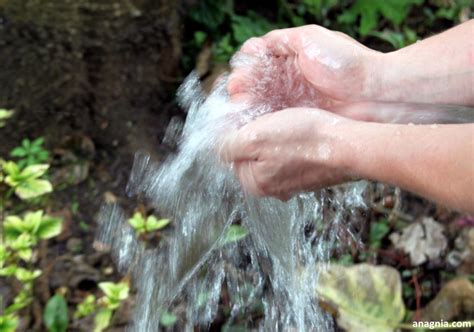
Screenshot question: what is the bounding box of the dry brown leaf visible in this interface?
[389,217,447,266]
[421,278,474,321]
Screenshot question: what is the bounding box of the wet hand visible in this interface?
[227,25,380,110]
[219,108,355,200]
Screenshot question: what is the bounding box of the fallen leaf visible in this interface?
[420,278,474,321]
[389,217,447,266]
[316,263,405,332]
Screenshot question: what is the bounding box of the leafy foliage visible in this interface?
[369,218,390,250]
[223,225,248,245]
[10,137,50,168]
[74,294,96,318]
[128,212,170,235]
[98,281,130,310]
[4,210,62,244]
[337,0,423,36]
[0,314,18,332]
[74,281,130,332]
[44,294,69,332]
[2,161,53,199]
[0,139,66,330]
[186,1,283,64]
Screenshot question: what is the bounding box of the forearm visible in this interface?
[366,20,474,105]
[338,122,474,212]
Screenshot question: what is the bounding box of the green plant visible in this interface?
[0,211,62,331]
[1,161,52,200]
[222,224,248,245]
[44,294,69,332]
[128,211,170,235]
[0,136,63,331]
[187,0,283,64]
[369,218,391,250]
[74,281,130,332]
[337,0,424,36]
[0,109,14,128]
[368,27,418,49]
[10,137,50,168]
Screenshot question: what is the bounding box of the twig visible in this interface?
[411,274,422,321]
[370,202,414,223]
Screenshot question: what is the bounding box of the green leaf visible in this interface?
[10,147,27,158]
[44,294,69,332]
[2,161,20,178]
[231,11,276,44]
[22,139,31,149]
[222,225,248,245]
[0,245,9,268]
[188,0,231,31]
[5,290,31,315]
[4,211,60,243]
[15,268,41,282]
[145,216,170,232]
[37,216,62,240]
[128,212,145,232]
[9,234,35,261]
[21,164,49,179]
[193,31,208,46]
[160,311,177,327]
[94,308,112,332]
[32,137,45,147]
[0,265,17,277]
[74,294,96,318]
[338,0,422,35]
[316,264,405,332]
[4,215,26,239]
[0,314,19,332]
[369,219,390,250]
[15,178,53,200]
[99,281,129,309]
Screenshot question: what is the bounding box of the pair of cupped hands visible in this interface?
[219,25,383,200]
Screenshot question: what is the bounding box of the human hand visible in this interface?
[219,107,355,200]
[227,25,380,112]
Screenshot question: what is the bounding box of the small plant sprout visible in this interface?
[2,161,53,199]
[75,281,130,332]
[74,294,96,319]
[128,211,170,235]
[222,224,248,245]
[10,137,50,168]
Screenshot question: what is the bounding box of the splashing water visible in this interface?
[96,50,473,331]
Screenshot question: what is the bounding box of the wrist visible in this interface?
[361,51,393,102]
[330,120,388,180]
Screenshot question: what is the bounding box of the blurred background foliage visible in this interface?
[183,0,472,69]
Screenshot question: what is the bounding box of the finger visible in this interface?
[239,37,268,54]
[229,92,251,103]
[227,72,246,95]
[218,129,259,164]
[261,27,301,56]
[236,161,264,197]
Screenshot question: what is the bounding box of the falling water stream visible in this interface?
[96,50,474,331]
